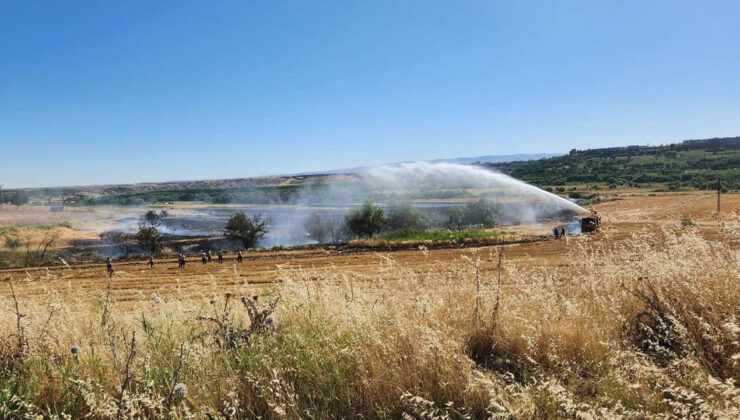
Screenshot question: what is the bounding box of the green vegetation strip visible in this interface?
[378,228,506,242]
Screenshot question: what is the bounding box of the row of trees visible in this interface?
[488,140,739,190]
[0,188,30,206]
[109,210,269,257]
[67,185,305,206]
[105,199,500,257]
[305,198,501,243]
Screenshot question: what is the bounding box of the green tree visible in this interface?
[446,207,465,230]
[345,201,388,238]
[386,202,428,231]
[225,212,268,249]
[463,197,500,228]
[134,225,164,256]
[1,190,30,206]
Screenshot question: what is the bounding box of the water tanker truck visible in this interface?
[580,211,602,233]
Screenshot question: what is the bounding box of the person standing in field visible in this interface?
[201,251,207,265]
[106,257,114,275]
[236,250,243,264]
[148,255,154,268]
[217,249,224,264]
[207,250,212,263]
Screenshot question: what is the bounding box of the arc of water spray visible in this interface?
[361,162,589,213]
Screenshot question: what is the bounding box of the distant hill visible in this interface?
[428,153,561,165]
[486,137,740,190]
[7,139,738,207]
[295,153,560,175]
[11,154,557,206]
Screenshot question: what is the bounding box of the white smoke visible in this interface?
[265,162,589,241]
[99,162,590,253]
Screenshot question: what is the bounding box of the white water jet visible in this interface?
[358,162,588,221]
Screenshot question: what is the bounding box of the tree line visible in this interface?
[0,187,30,206]
[304,198,500,244]
[487,138,740,190]
[113,198,501,257]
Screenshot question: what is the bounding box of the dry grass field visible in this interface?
[1,191,739,418]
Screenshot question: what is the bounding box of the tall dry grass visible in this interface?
[0,221,739,419]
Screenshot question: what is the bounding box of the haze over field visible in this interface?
[26,162,587,250]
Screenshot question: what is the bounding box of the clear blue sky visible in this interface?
[1,1,739,188]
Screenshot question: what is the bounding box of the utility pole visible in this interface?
[716,177,721,214]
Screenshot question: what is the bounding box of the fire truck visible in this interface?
[580,211,602,233]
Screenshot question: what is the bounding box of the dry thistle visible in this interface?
[173,383,187,398]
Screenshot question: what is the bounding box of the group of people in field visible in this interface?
[105,249,245,274]
[188,249,243,268]
[552,226,567,239]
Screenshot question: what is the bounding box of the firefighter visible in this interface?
[217,249,224,264]
[207,250,212,263]
[148,255,154,268]
[560,227,566,238]
[553,227,560,239]
[178,253,185,269]
[236,250,243,263]
[201,252,207,265]
[106,257,114,275]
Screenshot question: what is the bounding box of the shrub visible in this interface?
[142,210,162,226]
[102,231,137,258]
[305,213,328,243]
[304,213,350,244]
[324,215,349,243]
[3,236,21,250]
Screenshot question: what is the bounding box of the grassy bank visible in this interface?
[1,223,739,418]
[379,228,507,242]
[348,228,517,249]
